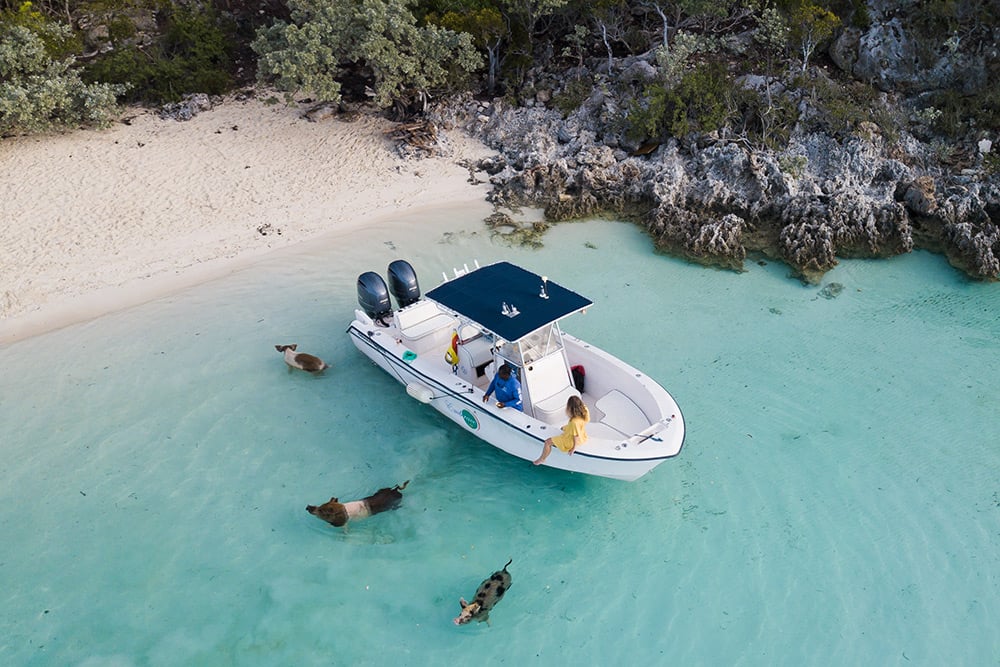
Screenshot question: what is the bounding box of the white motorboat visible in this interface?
[347,260,685,481]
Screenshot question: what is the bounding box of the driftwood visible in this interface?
[386,120,439,155]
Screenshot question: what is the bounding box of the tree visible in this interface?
[0,17,124,136]
[751,2,790,143]
[252,0,482,112]
[593,0,629,73]
[432,5,508,95]
[641,0,728,60]
[496,0,568,83]
[788,2,840,73]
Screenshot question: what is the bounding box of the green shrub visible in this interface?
[252,0,482,110]
[1,1,81,56]
[625,82,669,141]
[552,74,593,117]
[730,84,796,150]
[83,3,235,104]
[626,62,734,141]
[0,20,124,135]
[983,151,1000,176]
[667,62,733,137]
[807,75,901,143]
[929,88,1000,139]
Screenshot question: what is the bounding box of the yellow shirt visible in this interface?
[551,409,589,452]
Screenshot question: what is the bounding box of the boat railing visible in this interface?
[629,417,674,445]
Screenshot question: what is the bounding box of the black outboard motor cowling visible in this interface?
[387,259,421,309]
[357,271,392,322]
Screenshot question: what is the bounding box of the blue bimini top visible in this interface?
[425,261,593,342]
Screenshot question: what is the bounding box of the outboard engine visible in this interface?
[357,271,392,323]
[387,259,421,309]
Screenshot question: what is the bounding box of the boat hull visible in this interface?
[347,319,685,482]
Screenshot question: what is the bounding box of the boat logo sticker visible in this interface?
[461,409,479,430]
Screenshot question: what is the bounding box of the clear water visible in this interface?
[2,205,998,666]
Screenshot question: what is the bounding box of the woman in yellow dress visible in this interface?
[533,395,589,465]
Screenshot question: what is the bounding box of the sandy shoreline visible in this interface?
[0,95,495,344]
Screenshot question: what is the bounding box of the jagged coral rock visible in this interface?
[902,176,937,215]
[432,88,997,282]
[943,222,1000,279]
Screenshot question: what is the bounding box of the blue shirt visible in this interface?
[485,373,523,411]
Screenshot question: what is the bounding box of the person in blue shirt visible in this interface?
[482,363,523,411]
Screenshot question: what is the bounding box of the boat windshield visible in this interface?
[518,324,563,363]
[492,323,564,367]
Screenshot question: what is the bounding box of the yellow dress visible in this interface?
[551,409,589,452]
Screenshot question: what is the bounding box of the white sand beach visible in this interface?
[0,94,495,344]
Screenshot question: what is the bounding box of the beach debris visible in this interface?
[257,223,281,237]
[386,119,439,156]
[158,93,213,121]
[303,102,337,122]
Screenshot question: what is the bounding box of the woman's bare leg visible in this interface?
[533,438,554,465]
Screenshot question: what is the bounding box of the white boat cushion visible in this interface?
[394,301,455,340]
[534,385,580,424]
[595,390,648,437]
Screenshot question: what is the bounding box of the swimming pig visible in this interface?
[275,344,329,373]
[306,480,409,528]
[454,559,512,626]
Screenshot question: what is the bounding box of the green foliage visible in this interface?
[753,5,789,59]
[252,0,483,110]
[806,75,901,143]
[730,83,796,150]
[909,0,960,40]
[778,153,808,178]
[626,61,734,141]
[625,82,669,141]
[494,0,569,87]
[655,30,717,85]
[983,151,1000,177]
[560,24,588,67]
[0,21,124,135]
[666,61,732,137]
[928,87,1000,139]
[787,2,840,72]
[551,73,592,116]
[801,0,868,29]
[83,4,235,104]
[2,1,81,56]
[427,4,506,49]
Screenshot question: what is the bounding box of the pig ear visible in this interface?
[329,497,338,503]
[459,598,468,609]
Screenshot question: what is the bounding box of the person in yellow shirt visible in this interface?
[533,395,589,465]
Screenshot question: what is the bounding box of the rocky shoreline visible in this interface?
[427,91,997,284]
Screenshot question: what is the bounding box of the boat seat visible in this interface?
[595,390,648,437]
[394,301,457,354]
[525,353,579,424]
[458,323,483,343]
[534,385,580,424]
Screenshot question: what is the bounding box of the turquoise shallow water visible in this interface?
[1,206,998,666]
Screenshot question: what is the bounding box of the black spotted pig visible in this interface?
[453,559,512,626]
